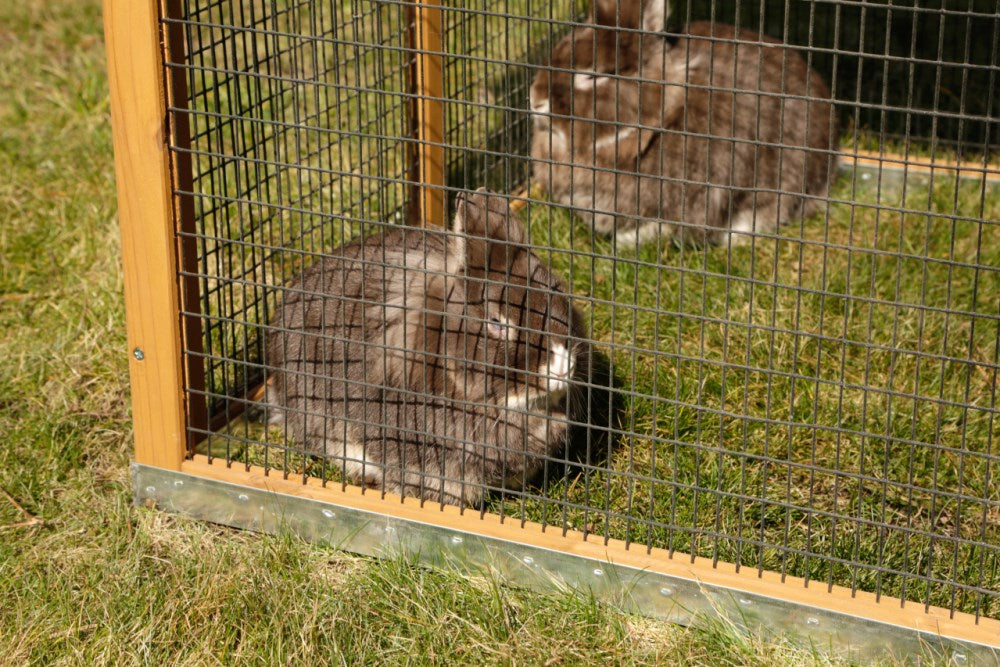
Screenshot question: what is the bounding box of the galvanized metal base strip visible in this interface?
[134,464,998,664]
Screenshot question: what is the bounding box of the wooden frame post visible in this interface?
[163,0,209,448]
[409,0,447,228]
[103,0,188,469]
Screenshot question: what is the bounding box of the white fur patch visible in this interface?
[729,209,756,235]
[544,344,572,395]
[573,72,610,91]
[529,86,550,131]
[594,127,637,151]
[505,344,574,412]
[506,392,528,411]
[338,439,373,483]
[684,55,705,73]
[614,220,667,248]
[593,133,616,151]
[548,126,569,155]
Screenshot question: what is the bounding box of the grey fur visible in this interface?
[265,189,586,506]
[530,0,840,245]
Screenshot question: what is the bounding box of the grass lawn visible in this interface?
[1,0,994,663]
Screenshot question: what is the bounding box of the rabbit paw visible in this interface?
[613,220,668,249]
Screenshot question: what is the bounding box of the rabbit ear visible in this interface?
[593,0,641,28]
[451,188,526,272]
[596,124,658,166]
[593,0,666,30]
[641,0,668,32]
[601,51,693,164]
[592,75,680,165]
[453,188,524,244]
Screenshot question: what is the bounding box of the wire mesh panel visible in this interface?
[441,0,582,194]
[163,0,999,629]
[170,0,417,431]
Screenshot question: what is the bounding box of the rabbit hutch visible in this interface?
[104,0,999,659]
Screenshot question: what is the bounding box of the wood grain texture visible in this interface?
[163,0,208,446]
[183,454,1000,647]
[104,0,186,469]
[413,0,446,228]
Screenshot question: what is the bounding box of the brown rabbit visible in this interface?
[265,189,587,506]
[530,0,839,245]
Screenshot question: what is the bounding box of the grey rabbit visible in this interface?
[265,188,587,506]
[530,0,840,245]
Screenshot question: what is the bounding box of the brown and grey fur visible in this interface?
[530,0,840,245]
[265,189,586,506]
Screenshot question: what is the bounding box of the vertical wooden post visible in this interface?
[410,0,447,228]
[103,0,187,469]
[163,0,208,448]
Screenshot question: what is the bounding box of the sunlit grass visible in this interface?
[179,0,999,621]
[4,0,996,661]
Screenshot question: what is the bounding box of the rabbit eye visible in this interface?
[574,72,609,91]
[486,315,513,340]
[573,72,597,90]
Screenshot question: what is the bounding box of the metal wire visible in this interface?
[165,0,999,622]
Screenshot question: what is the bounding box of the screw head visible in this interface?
[133,348,145,361]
